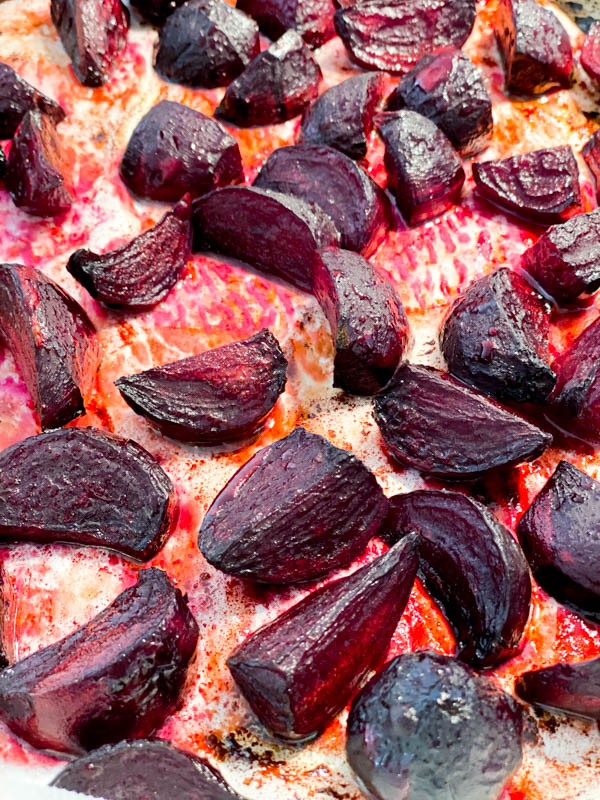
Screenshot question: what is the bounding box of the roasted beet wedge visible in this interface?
[130,0,185,24]
[121,100,243,202]
[582,22,600,84]
[373,363,551,479]
[347,651,524,800]
[0,568,198,755]
[516,656,600,720]
[472,147,581,224]
[0,62,65,139]
[237,0,335,48]
[228,536,418,740]
[193,186,339,292]
[155,0,260,89]
[583,131,600,201]
[115,329,287,444]
[440,267,555,403]
[216,30,321,127]
[198,427,387,583]
[0,263,97,430]
[253,145,391,256]
[376,110,464,225]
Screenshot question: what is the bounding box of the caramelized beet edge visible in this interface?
[516,656,600,721]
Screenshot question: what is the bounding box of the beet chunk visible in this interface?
[253,144,391,256]
[198,427,388,583]
[121,100,243,202]
[216,30,321,127]
[347,651,524,800]
[0,568,198,755]
[516,656,600,721]
[472,147,581,224]
[193,186,339,292]
[373,363,551,479]
[228,536,418,740]
[583,131,600,201]
[130,0,185,24]
[116,329,287,444]
[0,62,65,139]
[155,0,260,89]
[582,22,600,84]
[237,0,335,48]
[0,263,97,430]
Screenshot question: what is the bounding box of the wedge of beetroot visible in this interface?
[583,131,600,201]
[253,145,391,256]
[237,0,335,48]
[121,100,243,202]
[193,186,339,292]
[582,22,600,84]
[0,62,65,139]
[516,656,600,721]
[0,263,98,430]
[199,426,387,583]
[130,0,185,24]
[373,363,551,479]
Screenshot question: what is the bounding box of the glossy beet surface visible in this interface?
[121,100,243,202]
[347,651,524,800]
[0,568,198,755]
[193,186,339,292]
[373,363,551,479]
[198,427,388,583]
[582,22,600,83]
[377,110,464,225]
[217,30,321,126]
[516,656,600,720]
[130,0,185,24]
[440,267,555,403]
[228,536,418,740]
[583,131,600,201]
[155,0,259,89]
[0,263,97,430]
[237,0,335,48]
[0,62,65,139]
[116,329,287,444]
[472,147,581,224]
[253,145,391,256]
[67,195,192,310]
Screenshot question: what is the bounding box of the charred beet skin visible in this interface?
[121,100,243,202]
[237,0,335,48]
[583,131,600,201]
[0,568,198,755]
[228,536,418,740]
[0,263,97,430]
[130,0,185,24]
[0,62,65,139]
[373,363,551,480]
[582,22,600,84]
[115,329,287,444]
[198,426,388,584]
[347,651,524,800]
[516,656,600,721]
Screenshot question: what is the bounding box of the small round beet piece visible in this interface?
[0,62,65,139]
[583,130,600,202]
[130,0,186,24]
[582,22,600,84]
[237,0,335,48]
[516,656,600,721]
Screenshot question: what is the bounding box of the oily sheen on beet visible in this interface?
[516,656,600,721]
[237,0,335,48]
[130,0,185,24]
[0,568,198,755]
[228,536,418,740]
[198,427,387,583]
[0,62,65,138]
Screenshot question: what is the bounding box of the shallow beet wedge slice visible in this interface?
[516,656,600,721]
[193,186,339,292]
[0,568,198,755]
[347,651,524,800]
[121,100,243,202]
[440,267,555,403]
[216,30,321,127]
[0,62,65,139]
[115,329,287,444]
[228,535,418,740]
[198,426,388,583]
[472,147,581,224]
[583,131,600,201]
[373,363,551,479]
[253,144,391,256]
[582,22,600,84]
[0,263,97,430]
[130,0,185,24]
[237,0,335,48]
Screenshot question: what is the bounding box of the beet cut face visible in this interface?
[583,131,600,201]
[0,62,65,139]
[121,100,243,202]
[116,329,287,444]
[198,426,388,584]
[253,144,391,256]
[0,263,98,430]
[373,363,551,479]
[582,22,600,84]
[347,651,524,800]
[237,0,335,48]
[155,0,260,89]
[516,656,600,721]
[130,0,186,24]
[228,535,418,741]
[0,568,198,755]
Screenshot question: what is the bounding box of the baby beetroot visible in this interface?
[130,0,185,24]
[516,656,600,721]
[237,0,335,48]
[0,62,65,138]
[582,22,600,84]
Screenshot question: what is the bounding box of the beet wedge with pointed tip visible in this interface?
[0,62,65,139]
[237,0,335,48]
[516,656,600,721]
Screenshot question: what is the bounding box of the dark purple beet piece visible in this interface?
[0,62,65,139]
[373,363,551,479]
[253,144,391,256]
[440,267,555,403]
[121,100,243,202]
[0,263,98,430]
[198,426,388,584]
[0,145,5,179]
[582,22,600,84]
[216,30,321,127]
[347,651,524,800]
[130,0,185,24]
[193,186,339,292]
[115,329,287,444]
[472,147,581,224]
[0,427,175,561]
[0,566,7,670]
[155,0,260,89]
[376,110,464,225]
[516,656,600,721]
[228,535,418,740]
[583,131,600,201]
[237,0,335,48]
[333,0,476,74]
